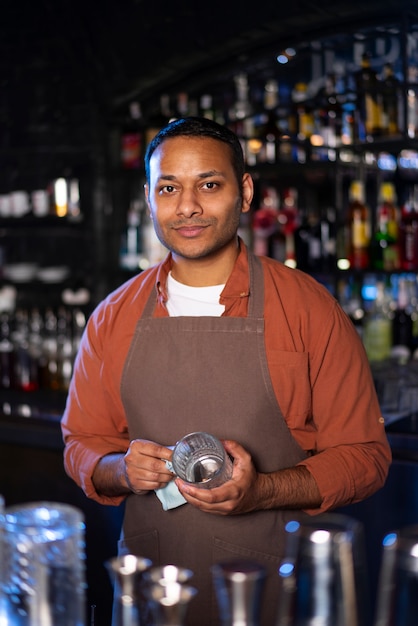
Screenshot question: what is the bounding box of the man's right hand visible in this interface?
[123,439,174,494]
[92,439,174,497]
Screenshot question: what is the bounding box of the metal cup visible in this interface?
[374,524,418,625]
[212,560,266,626]
[276,513,370,626]
[172,431,233,489]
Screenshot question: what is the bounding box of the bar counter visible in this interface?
[0,390,416,625]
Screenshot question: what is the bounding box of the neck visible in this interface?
[171,241,239,287]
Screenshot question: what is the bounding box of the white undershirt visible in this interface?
[166,272,225,317]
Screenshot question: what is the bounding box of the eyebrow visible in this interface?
[156,170,227,182]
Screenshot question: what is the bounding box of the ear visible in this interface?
[241,173,254,214]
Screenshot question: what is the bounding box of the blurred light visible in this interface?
[311,530,331,544]
[398,150,418,170]
[377,152,397,171]
[247,138,263,154]
[310,134,324,147]
[382,532,397,547]
[54,178,68,217]
[285,520,300,533]
[337,258,350,270]
[277,54,289,64]
[362,284,378,301]
[279,562,295,577]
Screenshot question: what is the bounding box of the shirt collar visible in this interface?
[154,238,251,307]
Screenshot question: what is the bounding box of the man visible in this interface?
[61,116,391,625]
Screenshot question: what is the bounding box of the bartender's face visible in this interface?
[145,136,253,261]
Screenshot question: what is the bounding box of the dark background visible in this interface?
[1,0,417,148]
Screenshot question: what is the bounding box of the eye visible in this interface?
[160,185,176,194]
[202,181,218,190]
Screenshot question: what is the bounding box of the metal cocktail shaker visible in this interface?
[211,560,266,626]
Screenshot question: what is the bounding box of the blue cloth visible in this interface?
[155,480,187,511]
[154,454,187,511]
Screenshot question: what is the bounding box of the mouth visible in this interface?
[174,224,208,237]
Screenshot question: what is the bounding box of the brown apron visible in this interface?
[120,252,308,625]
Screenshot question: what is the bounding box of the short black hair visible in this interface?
[144,116,245,187]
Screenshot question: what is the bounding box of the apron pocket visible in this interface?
[212,535,282,565]
[118,528,159,565]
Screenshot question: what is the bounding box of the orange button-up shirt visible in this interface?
[61,242,391,514]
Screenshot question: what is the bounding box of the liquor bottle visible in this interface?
[407,87,418,139]
[354,52,384,139]
[296,204,338,273]
[199,94,215,120]
[258,82,281,164]
[392,278,414,355]
[315,73,343,149]
[121,101,143,170]
[399,186,418,271]
[119,200,143,271]
[321,206,337,272]
[0,312,15,389]
[145,94,172,146]
[381,63,401,136]
[229,73,252,126]
[347,180,371,270]
[41,307,60,391]
[362,281,393,362]
[295,207,322,272]
[372,182,400,271]
[252,186,280,258]
[12,308,39,392]
[292,82,315,142]
[275,187,299,268]
[337,277,364,336]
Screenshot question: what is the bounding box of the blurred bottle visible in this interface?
[275,187,299,268]
[372,182,400,271]
[354,52,384,139]
[200,93,215,120]
[295,205,337,273]
[41,307,60,391]
[0,313,15,389]
[381,63,401,136]
[295,207,322,272]
[392,278,414,355]
[121,101,143,170]
[229,73,252,132]
[407,87,418,139]
[119,200,143,271]
[145,94,172,146]
[56,307,73,391]
[252,186,279,258]
[347,180,371,270]
[362,281,393,361]
[321,207,337,272]
[399,186,418,271]
[174,92,191,118]
[12,308,39,392]
[315,73,343,151]
[260,79,281,164]
[338,277,365,336]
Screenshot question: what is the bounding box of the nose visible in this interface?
[175,188,203,218]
